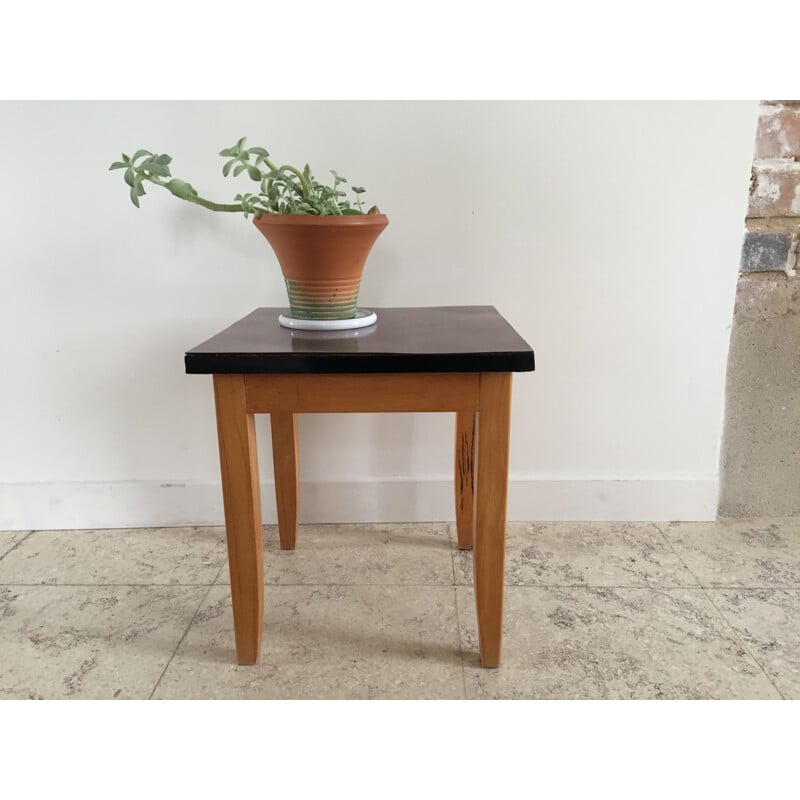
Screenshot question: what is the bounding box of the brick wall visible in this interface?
[741,101,800,275]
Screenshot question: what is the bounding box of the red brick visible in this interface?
[748,165,800,217]
[755,107,800,159]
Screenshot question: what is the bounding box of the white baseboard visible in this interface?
[0,478,719,530]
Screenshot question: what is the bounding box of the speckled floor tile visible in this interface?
[0,585,207,699]
[659,519,800,587]
[0,527,228,585]
[215,523,454,586]
[2,521,798,701]
[0,531,31,560]
[453,522,697,588]
[457,586,780,699]
[154,584,463,699]
[706,589,800,699]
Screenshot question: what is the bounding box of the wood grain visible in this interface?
[454,411,476,550]
[245,373,479,413]
[213,374,264,665]
[212,367,513,669]
[271,413,299,550]
[473,372,512,668]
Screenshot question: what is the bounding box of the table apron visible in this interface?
[242,372,482,413]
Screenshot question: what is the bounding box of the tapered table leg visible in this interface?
[271,412,299,550]
[213,374,264,665]
[454,411,476,550]
[474,372,512,668]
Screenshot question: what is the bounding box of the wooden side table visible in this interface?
[185,306,535,667]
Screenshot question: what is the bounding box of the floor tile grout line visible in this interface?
[5,581,800,590]
[452,587,468,700]
[446,524,469,697]
[147,555,229,702]
[0,582,230,588]
[651,522,705,588]
[272,583,800,590]
[148,580,219,701]
[447,523,470,698]
[696,584,786,700]
[212,559,228,585]
[0,531,35,562]
[451,564,469,700]
[652,523,786,700]
[447,523,457,587]
[501,584,800,591]
[698,586,800,592]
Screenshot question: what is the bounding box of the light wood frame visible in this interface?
[213,371,512,668]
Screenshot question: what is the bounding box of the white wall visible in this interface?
[0,101,757,528]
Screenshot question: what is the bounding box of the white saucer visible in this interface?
[278,309,378,331]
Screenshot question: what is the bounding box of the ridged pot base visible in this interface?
[284,276,362,319]
[253,213,389,321]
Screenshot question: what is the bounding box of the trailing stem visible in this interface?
[110,138,379,218]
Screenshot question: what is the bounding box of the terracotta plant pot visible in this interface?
[253,213,389,320]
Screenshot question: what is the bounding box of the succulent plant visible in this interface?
[110,137,380,217]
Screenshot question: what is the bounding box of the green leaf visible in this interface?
[219,147,236,157]
[235,136,247,150]
[352,186,365,193]
[143,161,169,177]
[155,154,172,165]
[136,181,146,196]
[222,160,235,177]
[131,149,152,162]
[129,186,140,207]
[247,165,261,181]
[248,147,269,156]
[124,168,135,187]
[233,164,246,177]
[109,161,127,171]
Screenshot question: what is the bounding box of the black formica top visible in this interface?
[185,306,535,374]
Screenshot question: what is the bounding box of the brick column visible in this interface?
[741,101,800,274]
[719,101,800,518]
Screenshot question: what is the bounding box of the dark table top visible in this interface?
[185,306,535,374]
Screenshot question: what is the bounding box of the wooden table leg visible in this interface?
[213,374,264,665]
[271,412,299,550]
[474,372,512,668]
[454,411,476,550]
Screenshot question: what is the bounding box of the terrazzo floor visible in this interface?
[1,519,799,699]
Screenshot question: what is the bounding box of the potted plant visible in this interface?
[110,138,388,328]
